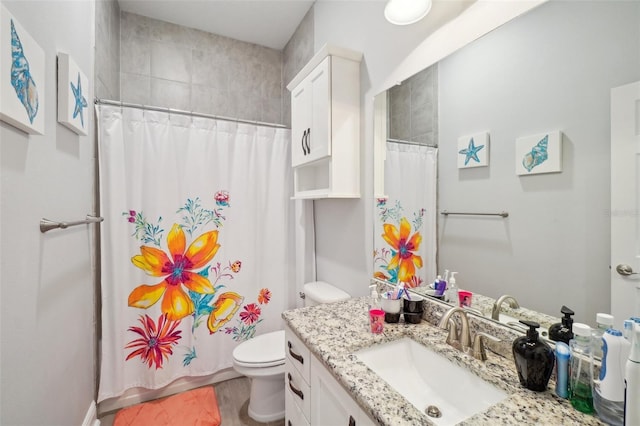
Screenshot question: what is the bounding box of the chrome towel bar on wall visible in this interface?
[440,210,509,218]
[40,215,104,233]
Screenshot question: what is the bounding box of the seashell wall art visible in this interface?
[0,4,45,135]
[457,132,489,169]
[515,131,563,175]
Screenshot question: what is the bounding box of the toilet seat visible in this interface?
[232,330,285,368]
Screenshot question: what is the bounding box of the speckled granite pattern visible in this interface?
[282,297,604,426]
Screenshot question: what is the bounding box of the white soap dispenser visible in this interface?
[445,272,459,305]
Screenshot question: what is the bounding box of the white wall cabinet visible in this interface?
[287,44,362,199]
[285,326,375,426]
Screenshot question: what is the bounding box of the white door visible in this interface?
[611,80,640,327]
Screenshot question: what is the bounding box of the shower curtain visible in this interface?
[374,142,437,288]
[96,105,293,402]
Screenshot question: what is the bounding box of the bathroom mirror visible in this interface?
[372,0,640,330]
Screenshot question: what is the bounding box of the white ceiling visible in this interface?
[118,0,316,50]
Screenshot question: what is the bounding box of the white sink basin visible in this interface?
[355,337,507,426]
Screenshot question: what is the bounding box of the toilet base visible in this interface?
[246,374,285,422]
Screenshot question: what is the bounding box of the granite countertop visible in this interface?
[282,297,604,426]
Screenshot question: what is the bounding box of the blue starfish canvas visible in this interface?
[457,132,489,168]
[57,53,89,135]
[0,5,45,135]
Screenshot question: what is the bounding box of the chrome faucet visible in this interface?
[491,294,520,321]
[438,307,472,351]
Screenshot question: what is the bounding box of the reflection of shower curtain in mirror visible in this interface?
[96,105,293,402]
[374,142,437,288]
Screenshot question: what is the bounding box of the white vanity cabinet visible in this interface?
[285,326,375,426]
[287,44,362,199]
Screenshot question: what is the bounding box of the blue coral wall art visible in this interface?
[0,5,45,135]
[457,132,489,169]
[515,131,563,175]
[57,53,89,135]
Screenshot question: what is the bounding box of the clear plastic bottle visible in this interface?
[593,328,629,426]
[593,313,614,360]
[569,323,595,414]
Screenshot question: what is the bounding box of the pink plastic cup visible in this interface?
[369,309,385,334]
[459,290,473,307]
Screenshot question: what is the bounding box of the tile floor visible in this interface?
[98,377,285,426]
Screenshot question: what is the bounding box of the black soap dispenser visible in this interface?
[512,320,555,392]
[549,305,575,344]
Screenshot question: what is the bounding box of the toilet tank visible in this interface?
[303,281,350,307]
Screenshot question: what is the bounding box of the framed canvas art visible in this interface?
[457,132,489,169]
[57,53,89,135]
[515,131,563,175]
[0,5,45,135]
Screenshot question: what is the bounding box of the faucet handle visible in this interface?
[471,332,501,361]
[444,319,462,350]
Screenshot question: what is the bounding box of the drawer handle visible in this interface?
[288,341,304,364]
[301,129,308,155]
[288,373,304,400]
[349,415,356,426]
[288,421,292,426]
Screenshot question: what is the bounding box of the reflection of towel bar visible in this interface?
[441,210,509,218]
[40,215,104,233]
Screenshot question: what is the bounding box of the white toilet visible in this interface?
[232,281,350,422]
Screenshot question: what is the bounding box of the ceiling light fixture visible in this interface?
[384,0,432,26]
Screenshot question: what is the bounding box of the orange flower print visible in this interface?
[258,288,271,305]
[381,217,423,283]
[128,223,220,321]
[125,314,182,369]
[240,303,261,325]
[207,292,244,334]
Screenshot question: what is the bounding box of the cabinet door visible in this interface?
[291,80,312,167]
[306,56,331,164]
[310,356,375,426]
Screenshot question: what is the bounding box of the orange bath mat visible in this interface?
[113,386,221,426]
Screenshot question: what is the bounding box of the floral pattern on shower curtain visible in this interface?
[373,142,437,288]
[97,105,293,402]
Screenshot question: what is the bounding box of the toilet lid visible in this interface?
[233,330,285,366]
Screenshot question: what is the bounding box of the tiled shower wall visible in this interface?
[388,64,438,146]
[95,0,121,100]
[282,7,314,127]
[119,12,285,125]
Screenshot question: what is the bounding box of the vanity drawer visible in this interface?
[285,379,311,426]
[285,325,311,383]
[285,359,311,421]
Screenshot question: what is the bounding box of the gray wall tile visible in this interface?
[150,41,192,83]
[95,0,120,100]
[151,78,191,110]
[121,72,151,105]
[120,12,286,125]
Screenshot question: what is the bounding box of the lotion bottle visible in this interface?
[445,272,459,305]
[625,322,640,425]
[512,320,555,392]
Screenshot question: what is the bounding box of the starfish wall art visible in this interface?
[57,52,89,135]
[457,132,489,169]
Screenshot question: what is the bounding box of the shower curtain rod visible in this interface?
[387,137,438,148]
[94,98,289,130]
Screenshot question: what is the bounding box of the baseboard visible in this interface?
[98,369,242,415]
[82,401,99,426]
